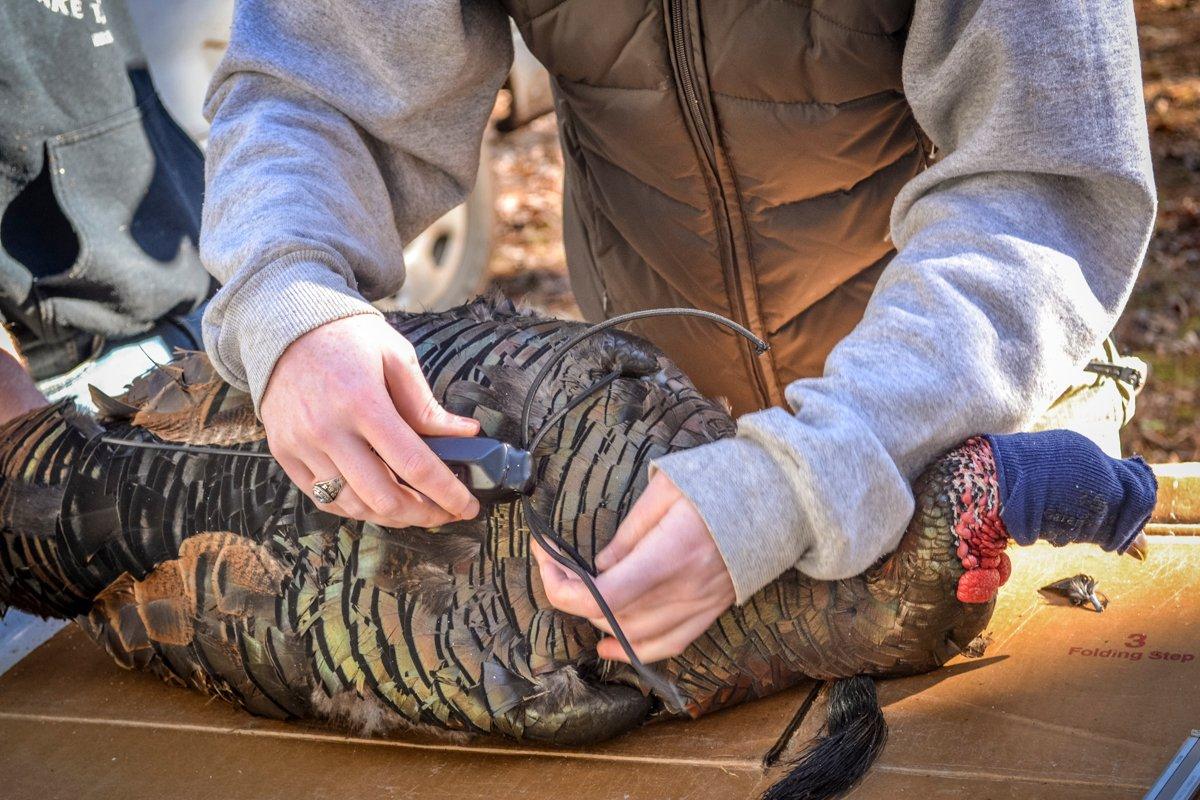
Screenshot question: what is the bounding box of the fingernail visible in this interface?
[1126,532,1150,561]
[462,498,481,519]
[595,549,613,571]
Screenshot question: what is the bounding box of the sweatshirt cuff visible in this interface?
[201,251,382,410]
[653,436,808,604]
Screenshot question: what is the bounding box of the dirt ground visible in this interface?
[1119,0,1200,462]
[485,1,1200,463]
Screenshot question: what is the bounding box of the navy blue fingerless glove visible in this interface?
[984,430,1157,553]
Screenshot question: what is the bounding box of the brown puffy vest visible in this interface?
[503,0,924,414]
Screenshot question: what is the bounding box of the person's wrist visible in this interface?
[202,253,382,411]
[653,436,806,603]
[261,315,369,420]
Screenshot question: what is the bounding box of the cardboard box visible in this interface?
[850,535,1200,799]
[1,485,1198,798]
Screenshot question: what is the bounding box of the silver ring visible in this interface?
[312,476,345,505]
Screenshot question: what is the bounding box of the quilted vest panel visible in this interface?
[503,0,922,413]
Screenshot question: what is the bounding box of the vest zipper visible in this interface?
[666,0,774,407]
[669,0,719,175]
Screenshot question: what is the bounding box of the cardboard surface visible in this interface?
[853,538,1200,799]
[3,535,1200,798]
[0,625,809,800]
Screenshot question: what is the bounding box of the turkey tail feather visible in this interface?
[762,676,888,800]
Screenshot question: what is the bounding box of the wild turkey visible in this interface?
[0,298,1138,798]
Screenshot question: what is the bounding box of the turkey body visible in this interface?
[0,300,994,747]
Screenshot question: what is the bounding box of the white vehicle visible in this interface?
[126,0,552,311]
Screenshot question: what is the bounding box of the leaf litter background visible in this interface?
[484,0,1200,463]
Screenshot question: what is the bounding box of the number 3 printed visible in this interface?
[1125,633,1147,649]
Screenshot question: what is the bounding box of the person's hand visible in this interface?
[0,351,48,427]
[261,314,481,527]
[533,471,735,663]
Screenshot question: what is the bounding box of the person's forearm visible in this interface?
[656,0,1155,602]
[0,351,48,426]
[200,0,512,406]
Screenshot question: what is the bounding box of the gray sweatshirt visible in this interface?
[200,0,1155,603]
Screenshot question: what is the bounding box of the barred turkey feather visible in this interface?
[0,298,1004,794]
[91,351,264,445]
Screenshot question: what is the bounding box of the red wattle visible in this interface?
[957,568,1001,603]
[950,437,1013,605]
[997,551,1012,585]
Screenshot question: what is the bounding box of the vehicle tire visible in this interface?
[375,141,495,312]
